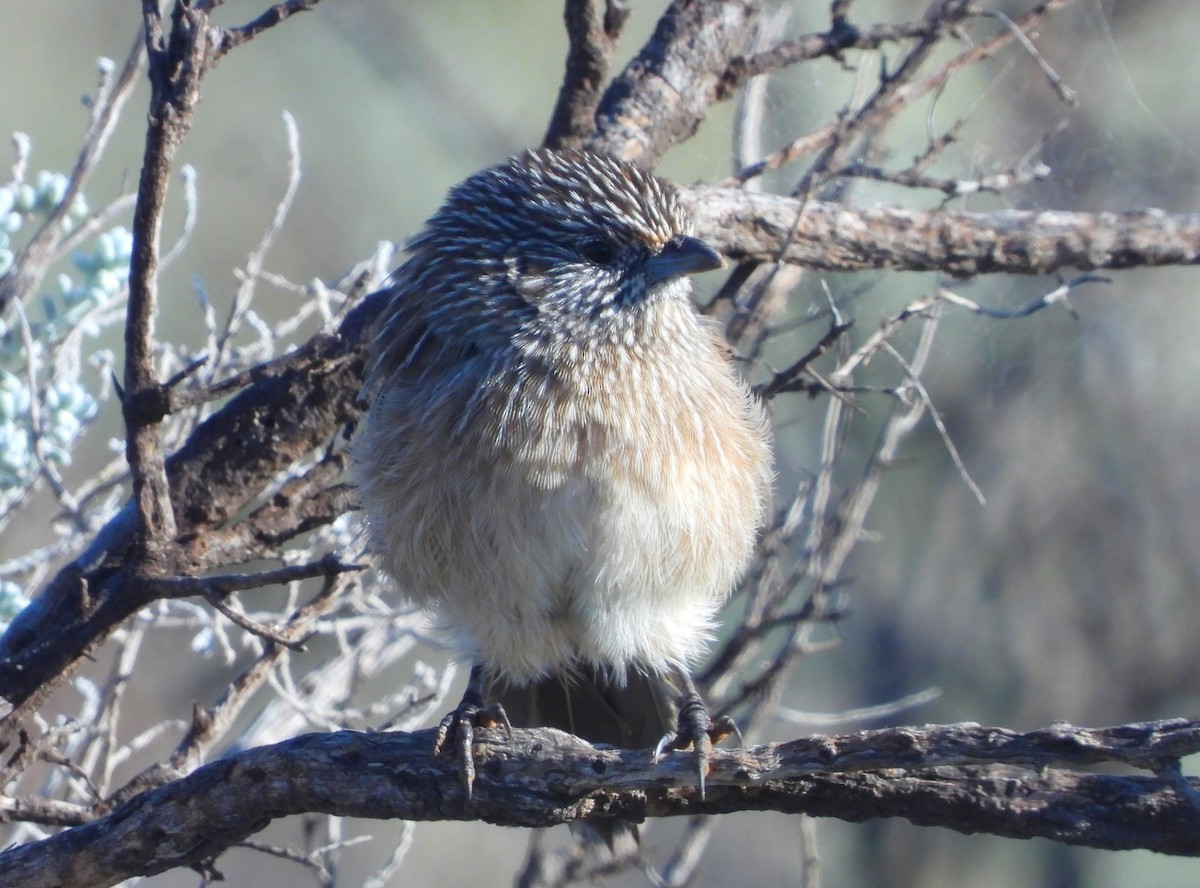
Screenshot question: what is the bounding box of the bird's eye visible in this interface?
[578,238,618,266]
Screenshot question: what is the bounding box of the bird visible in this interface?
[353,148,772,808]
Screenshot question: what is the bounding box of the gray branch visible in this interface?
[685,186,1200,275]
[588,0,759,166]
[3,719,1198,888]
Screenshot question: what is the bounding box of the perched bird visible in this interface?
[354,148,772,802]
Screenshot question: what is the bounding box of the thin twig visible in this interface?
[213,0,327,61]
[213,112,303,371]
[777,687,943,728]
[832,159,1052,198]
[0,36,146,313]
[937,274,1109,319]
[977,8,1076,104]
[756,319,855,400]
[880,336,986,506]
[723,18,947,88]
[152,555,362,607]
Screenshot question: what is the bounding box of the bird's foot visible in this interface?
[433,671,513,800]
[653,687,739,799]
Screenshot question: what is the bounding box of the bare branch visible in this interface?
[124,2,216,548]
[543,0,630,150]
[179,468,356,569]
[212,0,326,61]
[685,187,1200,275]
[4,719,1200,888]
[722,16,951,90]
[0,795,92,829]
[588,0,759,166]
[120,0,334,562]
[154,554,358,604]
[977,7,1076,104]
[938,274,1107,319]
[832,159,1052,199]
[727,0,1076,186]
[755,318,854,400]
[880,336,985,506]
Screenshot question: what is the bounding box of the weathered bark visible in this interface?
[3,719,1198,888]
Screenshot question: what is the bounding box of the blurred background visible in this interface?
[3,0,1200,885]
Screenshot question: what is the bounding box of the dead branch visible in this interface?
[2,719,1198,888]
[211,0,325,59]
[588,0,759,166]
[722,17,946,88]
[684,187,1200,275]
[543,0,631,150]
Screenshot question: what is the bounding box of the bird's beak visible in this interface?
[645,235,724,286]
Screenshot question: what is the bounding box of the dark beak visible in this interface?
[645,235,724,286]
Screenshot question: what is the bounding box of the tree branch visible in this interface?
[684,187,1200,275]
[178,459,356,569]
[212,0,326,61]
[3,719,1199,888]
[124,1,215,549]
[588,0,759,166]
[542,0,630,150]
[719,0,1074,92]
[722,17,942,89]
[0,294,379,736]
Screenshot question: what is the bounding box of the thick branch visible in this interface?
[588,0,759,166]
[0,291,384,740]
[542,0,630,150]
[3,719,1199,888]
[179,458,355,569]
[124,3,214,549]
[684,187,1200,275]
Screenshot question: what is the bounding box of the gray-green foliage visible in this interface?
[0,153,131,629]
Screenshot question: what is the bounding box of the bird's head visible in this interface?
[404,148,723,355]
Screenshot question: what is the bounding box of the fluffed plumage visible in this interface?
[354,147,772,788]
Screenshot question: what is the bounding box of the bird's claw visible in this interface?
[653,694,739,799]
[433,700,513,799]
